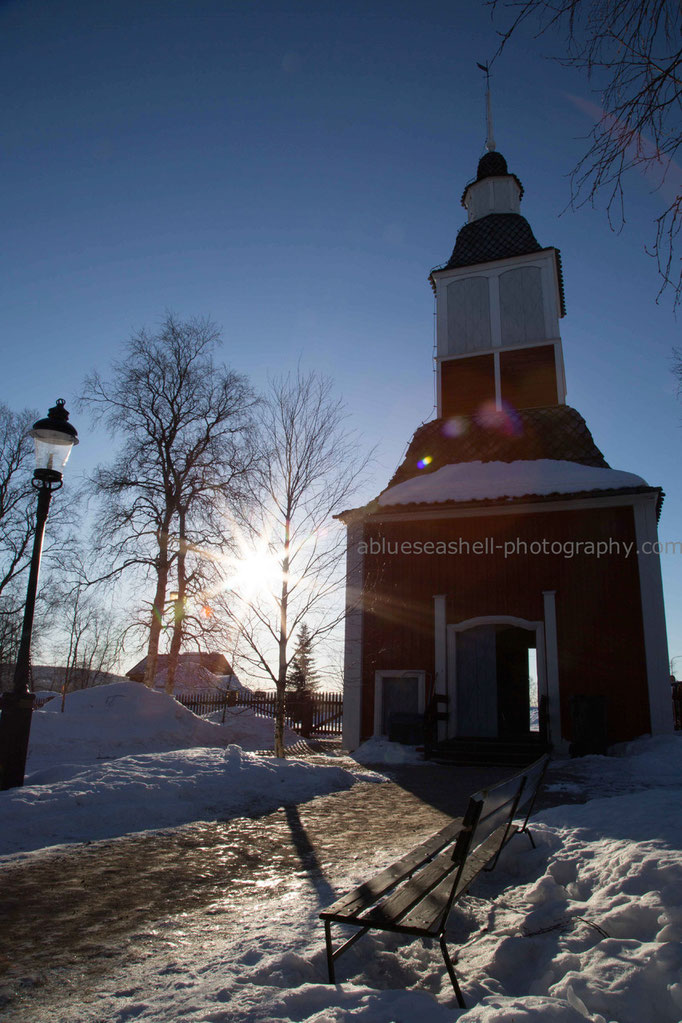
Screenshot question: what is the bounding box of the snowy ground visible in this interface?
[1,683,681,1023]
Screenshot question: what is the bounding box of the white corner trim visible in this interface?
[633,496,673,733]
[342,522,364,751]
[542,590,563,749]
[433,595,447,742]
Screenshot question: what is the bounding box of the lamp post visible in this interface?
[0,399,78,790]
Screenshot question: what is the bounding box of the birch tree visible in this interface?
[223,372,368,756]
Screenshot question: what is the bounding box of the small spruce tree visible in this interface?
[288,623,318,696]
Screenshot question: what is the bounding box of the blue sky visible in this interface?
[2,0,681,670]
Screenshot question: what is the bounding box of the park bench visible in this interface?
[320,754,549,1009]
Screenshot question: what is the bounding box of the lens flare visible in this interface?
[417,455,433,470]
[474,400,522,437]
[442,416,467,438]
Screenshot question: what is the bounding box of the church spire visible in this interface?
[477,62,496,153]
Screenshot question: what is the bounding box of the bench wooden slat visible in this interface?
[357,844,460,927]
[321,818,464,921]
[397,825,511,934]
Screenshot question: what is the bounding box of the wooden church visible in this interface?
[339,143,672,759]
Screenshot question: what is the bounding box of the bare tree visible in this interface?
[490,0,682,305]
[45,580,124,708]
[222,372,369,756]
[81,314,258,692]
[0,404,38,602]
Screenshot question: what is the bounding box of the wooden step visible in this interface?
[424,736,550,767]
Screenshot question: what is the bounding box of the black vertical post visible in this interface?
[0,484,52,790]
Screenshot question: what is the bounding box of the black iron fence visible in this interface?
[673,682,682,730]
[177,688,344,737]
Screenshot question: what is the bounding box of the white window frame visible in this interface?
[373,670,426,737]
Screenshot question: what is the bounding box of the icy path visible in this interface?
[0,763,510,1022]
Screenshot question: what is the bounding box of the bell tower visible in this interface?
[430,149,567,421]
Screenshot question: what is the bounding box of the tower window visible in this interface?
[446,277,491,354]
[499,266,545,345]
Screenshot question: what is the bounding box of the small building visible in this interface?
[126,652,238,694]
[339,147,671,756]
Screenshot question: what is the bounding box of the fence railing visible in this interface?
[673,682,682,731]
[176,688,343,737]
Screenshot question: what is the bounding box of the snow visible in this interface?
[2,686,682,1023]
[1,681,380,859]
[377,459,648,506]
[352,736,426,765]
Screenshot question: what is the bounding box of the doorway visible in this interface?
[447,618,544,739]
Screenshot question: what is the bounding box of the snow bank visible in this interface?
[1,745,380,858]
[377,459,647,506]
[545,733,682,799]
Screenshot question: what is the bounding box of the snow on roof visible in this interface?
[377,459,648,507]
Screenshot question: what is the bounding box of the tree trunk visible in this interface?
[274,678,286,758]
[165,507,186,695]
[143,528,171,688]
[274,512,291,757]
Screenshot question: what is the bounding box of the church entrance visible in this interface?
[448,620,543,740]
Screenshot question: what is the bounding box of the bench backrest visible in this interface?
[450,768,526,867]
[449,754,550,870]
[515,754,550,831]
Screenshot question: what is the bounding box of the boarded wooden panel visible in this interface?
[441,353,495,418]
[455,625,497,736]
[500,344,558,410]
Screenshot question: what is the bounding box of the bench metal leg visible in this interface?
[323,919,370,984]
[439,935,466,1009]
[324,919,335,983]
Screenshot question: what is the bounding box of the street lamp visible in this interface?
[0,399,78,790]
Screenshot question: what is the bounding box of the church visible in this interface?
[339,141,672,759]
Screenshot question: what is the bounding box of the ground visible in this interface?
[0,683,680,1023]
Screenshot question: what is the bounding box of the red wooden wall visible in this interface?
[358,502,649,744]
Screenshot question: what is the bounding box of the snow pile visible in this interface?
[206,704,301,750]
[27,681,301,768]
[28,681,234,767]
[2,745,380,858]
[377,459,647,507]
[449,775,682,1021]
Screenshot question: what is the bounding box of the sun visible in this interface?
[224,541,282,599]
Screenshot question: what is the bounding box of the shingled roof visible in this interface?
[446,213,541,269]
[386,405,609,490]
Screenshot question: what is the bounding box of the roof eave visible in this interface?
[337,485,663,524]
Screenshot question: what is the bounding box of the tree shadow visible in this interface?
[284,803,337,907]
